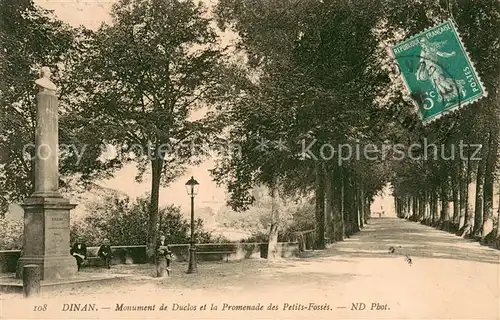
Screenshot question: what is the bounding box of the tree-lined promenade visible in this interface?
[2,218,499,319]
[1,0,500,263]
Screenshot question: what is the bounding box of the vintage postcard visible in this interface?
[1,1,499,320]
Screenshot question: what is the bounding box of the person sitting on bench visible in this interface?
[156,234,172,275]
[98,238,112,269]
[70,242,87,271]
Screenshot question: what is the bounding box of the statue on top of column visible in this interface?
[35,66,57,93]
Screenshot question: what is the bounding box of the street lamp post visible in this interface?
[185,176,199,274]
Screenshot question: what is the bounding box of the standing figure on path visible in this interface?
[70,242,87,271]
[98,238,112,269]
[156,234,172,277]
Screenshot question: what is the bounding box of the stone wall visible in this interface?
[0,242,299,272]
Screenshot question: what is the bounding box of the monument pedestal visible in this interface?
[16,196,77,280]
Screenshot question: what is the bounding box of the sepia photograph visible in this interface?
[0,0,499,319]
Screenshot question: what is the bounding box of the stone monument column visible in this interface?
[16,67,78,280]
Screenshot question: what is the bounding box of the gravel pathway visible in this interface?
[2,218,499,320]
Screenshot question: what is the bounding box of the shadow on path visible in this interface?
[303,218,500,265]
[2,217,498,301]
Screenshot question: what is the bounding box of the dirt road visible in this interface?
[2,218,499,319]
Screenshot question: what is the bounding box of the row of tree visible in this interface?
[211,0,396,256]
[210,0,500,252]
[392,0,500,246]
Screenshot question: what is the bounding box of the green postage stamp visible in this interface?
[391,19,487,124]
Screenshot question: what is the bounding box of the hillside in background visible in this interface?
[5,182,129,223]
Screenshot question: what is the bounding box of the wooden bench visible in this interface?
[197,251,232,262]
[83,256,106,267]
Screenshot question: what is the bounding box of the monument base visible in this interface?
[31,191,67,199]
[16,256,77,280]
[16,195,77,280]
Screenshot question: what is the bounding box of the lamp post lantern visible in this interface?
[185,176,199,273]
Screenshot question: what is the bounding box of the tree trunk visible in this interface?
[332,165,344,241]
[399,197,403,218]
[458,159,467,229]
[422,191,426,220]
[406,196,411,219]
[364,196,370,223]
[452,167,459,226]
[357,181,364,229]
[348,173,359,234]
[352,176,357,231]
[411,196,416,219]
[458,145,473,237]
[430,190,438,225]
[496,184,500,238]
[407,197,411,218]
[410,196,415,219]
[394,197,402,218]
[420,191,425,221]
[465,146,472,224]
[343,171,352,237]
[358,187,363,228]
[424,189,430,222]
[402,196,405,217]
[324,165,335,242]
[147,158,162,262]
[159,210,163,231]
[314,162,325,249]
[412,195,418,219]
[267,177,280,260]
[400,197,404,218]
[418,191,425,220]
[440,182,450,224]
[482,131,498,240]
[354,178,360,232]
[473,147,486,237]
[407,196,411,218]
[267,222,279,260]
[340,166,345,239]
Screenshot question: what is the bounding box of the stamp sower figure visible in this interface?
[416,37,466,104]
[70,242,87,271]
[98,238,112,269]
[155,233,172,277]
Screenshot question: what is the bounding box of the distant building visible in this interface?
[371,184,394,217]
